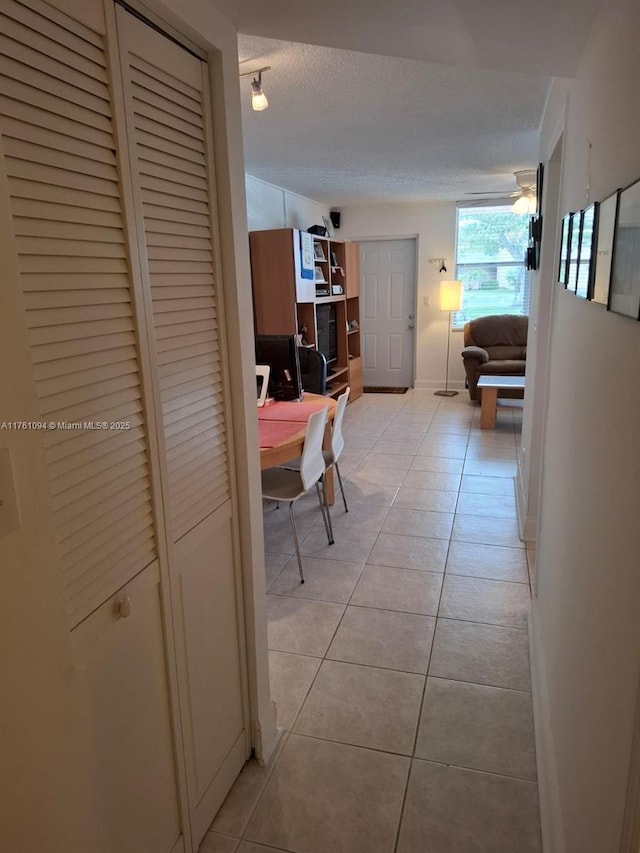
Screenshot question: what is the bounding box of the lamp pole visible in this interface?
[435,311,458,397]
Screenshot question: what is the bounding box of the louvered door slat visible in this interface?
[0,95,113,149]
[0,34,108,99]
[0,115,117,164]
[0,15,107,80]
[0,0,157,628]
[14,217,124,242]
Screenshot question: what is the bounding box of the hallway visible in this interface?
[203,390,541,853]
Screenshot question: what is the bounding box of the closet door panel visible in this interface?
[0,0,158,628]
[115,6,246,841]
[0,3,184,851]
[72,564,183,853]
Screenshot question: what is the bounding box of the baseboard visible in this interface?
[516,459,537,544]
[413,379,467,392]
[529,605,565,853]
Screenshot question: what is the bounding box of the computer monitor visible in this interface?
[255,335,303,401]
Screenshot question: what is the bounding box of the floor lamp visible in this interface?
[434,280,463,397]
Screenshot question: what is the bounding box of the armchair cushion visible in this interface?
[461,314,528,401]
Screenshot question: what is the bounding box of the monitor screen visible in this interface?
[255,335,303,401]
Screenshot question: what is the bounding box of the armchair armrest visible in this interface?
[461,345,489,363]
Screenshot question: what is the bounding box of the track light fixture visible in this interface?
[239,66,271,111]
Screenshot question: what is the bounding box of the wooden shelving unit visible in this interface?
[249,228,363,401]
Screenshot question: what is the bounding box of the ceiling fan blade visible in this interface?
[464,190,519,196]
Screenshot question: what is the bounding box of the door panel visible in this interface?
[0,0,157,631]
[360,239,416,387]
[72,565,182,853]
[114,7,247,843]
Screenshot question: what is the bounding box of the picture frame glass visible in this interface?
[322,215,335,238]
[609,179,640,318]
[592,192,617,305]
[567,213,581,293]
[558,214,570,284]
[576,205,595,299]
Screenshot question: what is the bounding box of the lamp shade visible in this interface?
[439,280,463,312]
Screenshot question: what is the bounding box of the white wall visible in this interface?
[532,0,640,849]
[245,174,329,232]
[338,202,464,390]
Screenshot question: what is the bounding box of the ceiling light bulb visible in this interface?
[251,77,268,111]
[513,193,536,214]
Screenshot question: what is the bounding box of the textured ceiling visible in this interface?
[226,0,604,204]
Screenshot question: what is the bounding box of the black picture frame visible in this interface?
[558,213,571,285]
[567,212,581,293]
[591,190,619,306]
[608,178,640,319]
[536,162,544,217]
[576,204,597,299]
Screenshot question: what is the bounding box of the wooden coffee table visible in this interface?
[477,376,525,429]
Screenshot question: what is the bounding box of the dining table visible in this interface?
[257,392,338,504]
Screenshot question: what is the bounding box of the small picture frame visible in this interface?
[330,250,339,267]
[322,215,335,238]
[536,162,544,217]
[591,190,618,305]
[567,212,581,293]
[609,178,640,319]
[576,203,597,299]
[558,213,571,285]
[313,241,326,261]
[314,265,326,283]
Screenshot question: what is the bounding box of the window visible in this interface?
[453,204,531,329]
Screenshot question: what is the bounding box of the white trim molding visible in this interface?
[529,604,566,853]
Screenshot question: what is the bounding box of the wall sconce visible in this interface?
[239,66,271,111]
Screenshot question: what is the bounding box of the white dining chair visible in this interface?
[256,364,270,407]
[283,387,350,514]
[261,407,334,583]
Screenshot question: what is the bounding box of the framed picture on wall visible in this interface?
[558,213,571,285]
[591,191,618,305]
[576,203,597,299]
[567,212,582,293]
[609,178,640,319]
[536,162,544,217]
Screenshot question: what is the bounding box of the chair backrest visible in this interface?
[298,346,327,395]
[299,407,328,491]
[256,364,270,407]
[330,386,350,462]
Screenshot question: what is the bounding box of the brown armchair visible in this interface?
[461,314,528,401]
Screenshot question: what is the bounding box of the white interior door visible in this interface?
[360,239,416,388]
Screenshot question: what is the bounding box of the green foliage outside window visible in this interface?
[453,207,531,329]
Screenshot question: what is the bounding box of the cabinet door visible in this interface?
[114,7,247,844]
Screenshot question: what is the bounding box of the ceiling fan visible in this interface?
[466,169,537,213]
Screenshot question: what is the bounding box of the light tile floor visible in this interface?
[202,391,541,853]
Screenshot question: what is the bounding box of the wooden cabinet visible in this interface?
[249,229,363,401]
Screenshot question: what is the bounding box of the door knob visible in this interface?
[115,596,133,619]
[408,324,415,330]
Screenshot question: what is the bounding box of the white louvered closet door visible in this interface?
[114,7,247,845]
[0,0,184,851]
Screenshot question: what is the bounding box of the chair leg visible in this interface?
[334,461,349,513]
[315,482,334,545]
[288,502,304,583]
[319,475,335,545]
